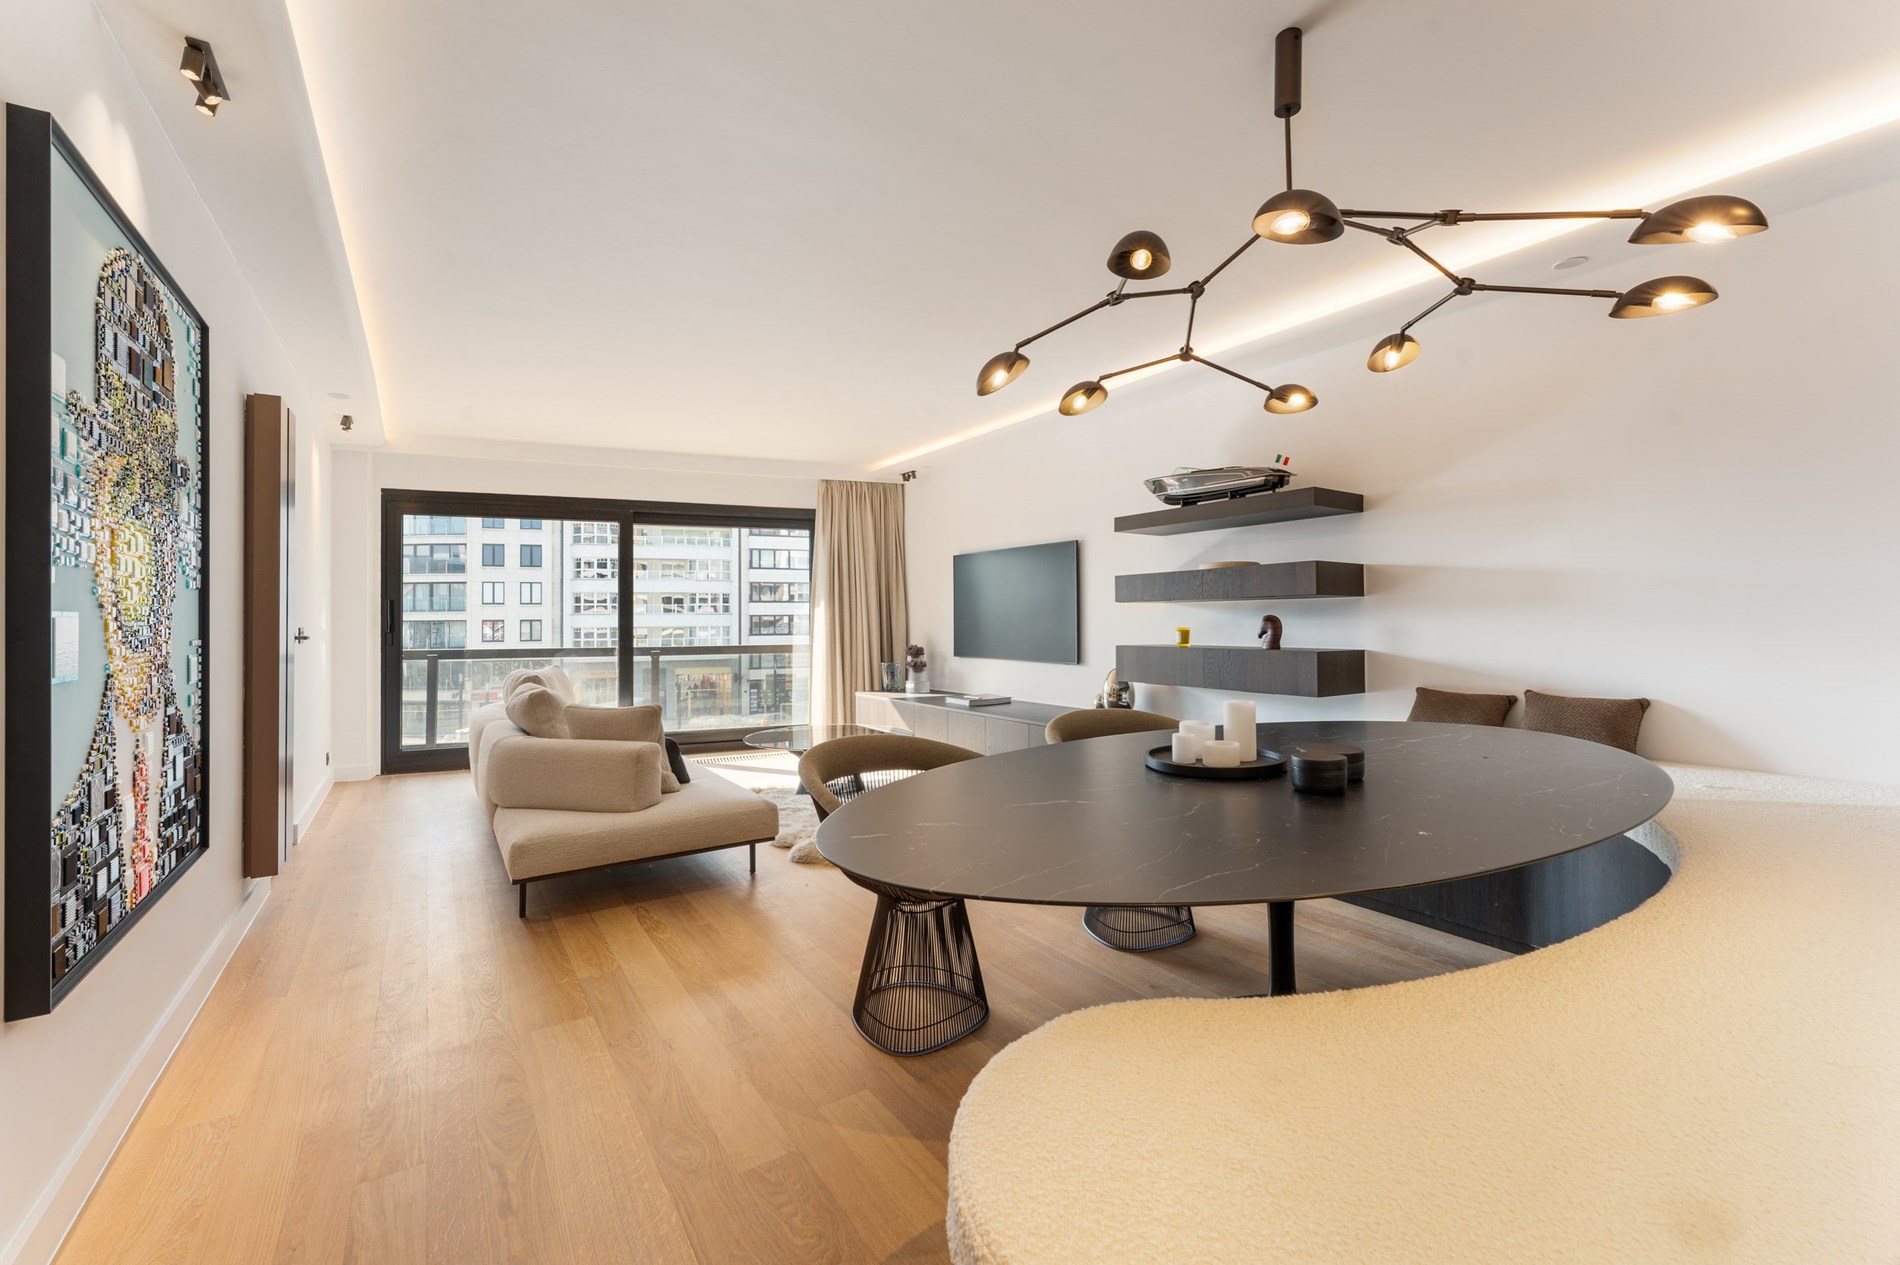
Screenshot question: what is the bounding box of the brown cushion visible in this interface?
[664,737,692,785]
[504,684,570,739]
[1522,690,1651,753]
[1407,687,1516,727]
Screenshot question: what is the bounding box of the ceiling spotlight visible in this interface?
[1628,195,1769,246]
[1265,384,1317,413]
[340,415,355,432]
[976,349,1029,396]
[1609,276,1719,319]
[179,38,208,82]
[1107,230,1172,280]
[1367,333,1420,373]
[1059,381,1107,416]
[180,37,230,117]
[1252,189,1343,243]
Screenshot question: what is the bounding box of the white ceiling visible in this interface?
[101,1,1900,467]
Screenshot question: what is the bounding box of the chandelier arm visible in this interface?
[1448,209,1647,223]
[1337,209,1440,220]
[1183,291,1198,352]
[1014,297,1114,350]
[1466,282,1623,299]
[1284,114,1293,191]
[1391,235,1465,287]
[1115,285,1197,301]
[1398,288,1467,335]
[1186,354,1274,395]
[1099,352,1192,384]
[1199,234,1261,286]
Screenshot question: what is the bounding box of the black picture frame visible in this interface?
[5,105,214,1021]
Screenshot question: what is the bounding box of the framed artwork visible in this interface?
[5,105,211,1021]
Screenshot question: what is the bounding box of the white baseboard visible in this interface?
[2,878,271,1265]
[334,763,377,782]
[294,772,335,841]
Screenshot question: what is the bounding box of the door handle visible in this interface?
[293,628,311,644]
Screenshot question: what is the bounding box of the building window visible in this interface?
[747,527,804,537]
[481,619,506,643]
[520,544,543,568]
[519,619,543,642]
[573,592,617,615]
[481,581,505,605]
[402,620,466,650]
[519,582,542,605]
[574,627,618,648]
[749,581,809,603]
[748,548,808,570]
[481,517,505,529]
[750,615,794,637]
[644,558,731,581]
[570,521,618,545]
[574,556,617,580]
[519,518,543,530]
[481,543,505,567]
[401,582,466,613]
[401,515,466,535]
[401,543,466,575]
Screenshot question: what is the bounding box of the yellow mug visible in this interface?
[1175,627,1191,647]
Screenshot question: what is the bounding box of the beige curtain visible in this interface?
[811,480,908,728]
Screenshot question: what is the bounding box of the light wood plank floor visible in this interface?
[58,768,1504,1264]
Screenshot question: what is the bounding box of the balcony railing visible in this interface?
[397,643,808,751]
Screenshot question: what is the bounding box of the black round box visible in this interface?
[1290,741,1365,782]
[1289,749,1349,795]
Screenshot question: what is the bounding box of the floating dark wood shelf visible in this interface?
[1115,560,1364,603]
[1116,644,1366,698]
[1114,487,1364,536]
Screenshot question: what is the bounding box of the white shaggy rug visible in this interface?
[751,786,832,866]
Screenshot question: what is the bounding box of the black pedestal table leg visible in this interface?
[1268,900,1296,995]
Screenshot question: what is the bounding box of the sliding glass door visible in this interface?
[382,492,811,773]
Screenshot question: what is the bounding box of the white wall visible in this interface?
[328,441,827,777]
[906,165,1900,785]
[0,7,335,1262]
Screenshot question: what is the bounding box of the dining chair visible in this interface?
[798,734,988,1055]
[1045,708,1198,952]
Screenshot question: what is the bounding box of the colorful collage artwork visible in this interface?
[10,109,210,1016]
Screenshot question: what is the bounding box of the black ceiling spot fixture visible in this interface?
[975,26,1767,413]
[180,36,231,118]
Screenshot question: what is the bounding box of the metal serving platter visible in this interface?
[1143,466,1294,506]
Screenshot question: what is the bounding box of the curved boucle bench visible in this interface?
[946,765,1900,1263]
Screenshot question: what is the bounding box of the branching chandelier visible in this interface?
[977,27,1769,417]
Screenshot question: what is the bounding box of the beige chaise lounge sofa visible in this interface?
[470,666,778,915]
[945,764,1900,1262]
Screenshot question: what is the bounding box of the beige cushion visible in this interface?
[484,734,662,814]
[1522,689,1650,752]
[1407,686,1517,726]
[504,683,570,738]
[493,763,779,880]
[502,666,572,704]
[566,704,682,792]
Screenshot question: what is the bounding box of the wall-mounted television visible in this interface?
[953,540,1080,664]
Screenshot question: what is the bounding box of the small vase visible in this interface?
[906,669,929,694]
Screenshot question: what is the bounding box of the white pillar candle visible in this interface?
[1182,720,1215,744]
[1171,732,1202,763]
[1222,700,1258,761]
[1201,739,1241,768]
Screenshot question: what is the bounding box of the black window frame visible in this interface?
[380,489,813,773]
[480,543,505,567]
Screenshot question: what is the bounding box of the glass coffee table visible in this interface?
[743,724,885,754]
[744,724,891,796]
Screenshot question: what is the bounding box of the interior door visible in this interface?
[243,395,294,876]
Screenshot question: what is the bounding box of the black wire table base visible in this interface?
[1082,904,1198,952]
[851,891,989,1056]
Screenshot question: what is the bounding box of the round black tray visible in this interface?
[1146,745,1287,780]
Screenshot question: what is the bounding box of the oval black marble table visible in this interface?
[817,720,1674,1010]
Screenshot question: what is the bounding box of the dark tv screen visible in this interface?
[953,540,1080,664]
